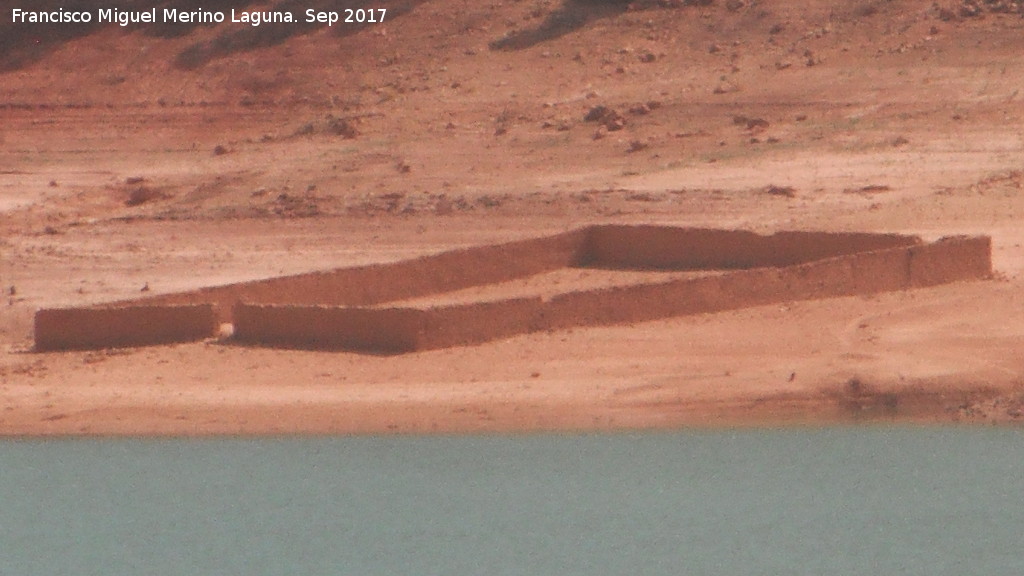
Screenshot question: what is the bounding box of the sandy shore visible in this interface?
[3,217,1023,436]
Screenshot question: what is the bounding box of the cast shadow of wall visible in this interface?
[172,0,424,69]
[489,0,631,51]
[0,0,257,71]
[0,0,424,72]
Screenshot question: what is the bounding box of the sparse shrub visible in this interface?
[125,187,167,207]
[325,117,358,139]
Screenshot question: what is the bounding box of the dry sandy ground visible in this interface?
[2,0,1024,435]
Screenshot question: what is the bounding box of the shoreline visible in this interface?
[1,360,1019,437]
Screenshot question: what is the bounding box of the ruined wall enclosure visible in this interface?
[34,226,992,353]
[34,305,217,352]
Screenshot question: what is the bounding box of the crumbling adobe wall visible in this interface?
[416,297,545,350]
[114,225,924,323]
[780,244,915,301]
[908,236,992,287]
[233,304,428,352]
[583,225,921,270]
[34,305,217,352]
[229,236,991,353]
[127,229,588,322]
[535,245,915,332]
[233,297,545,353]
[33,227,993,352]
[96,225,925,322]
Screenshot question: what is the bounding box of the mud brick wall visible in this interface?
[779,245,915,300]
[34,305,217,352]
[416,297,545,350]
[534,246,917,332]
[233,304,428,352]
[131,229,588,322]
[908,236,992,287]
[98,226,928,324]
[234,298,546,353]
[583,225,921,270]
[33,227,992,352]
[377,238,991,352]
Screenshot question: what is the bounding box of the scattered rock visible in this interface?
[325,117,358,138]
[627,140,649,153]
[292,116,359,139]
[764,185,796,198]
[956,0,1024,16]
[125,186,168,207]
[845,184,892,195]
[713,81,739,95]
[272,193,321,218]
[379,192,406,212]
[629,103,651,115]
[960,0,984,16]
[584,105,610,122]
[733,115,770,131]
[628,101,661,115]
[856,3,881,17]
[584,105,626,131]
[542,118,573,131]
[434,196,454,216]
[477,195,503,208]
[294,123,316,136]
[626,191,658,201]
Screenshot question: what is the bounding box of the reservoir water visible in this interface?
[1,427,1021,575]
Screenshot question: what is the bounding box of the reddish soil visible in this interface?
[389,268,718,307]
[2,0,1024,435]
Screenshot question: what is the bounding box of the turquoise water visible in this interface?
[1,427,1022,575]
